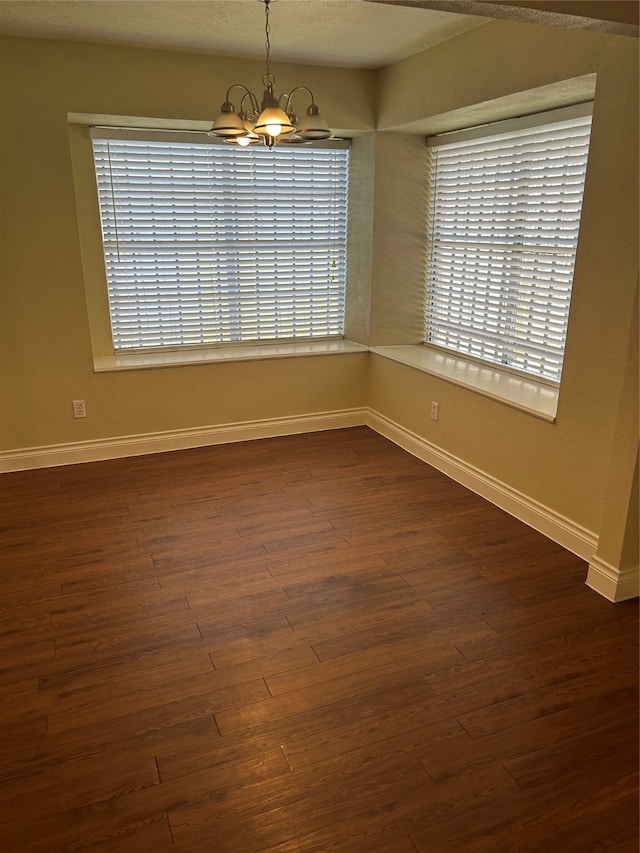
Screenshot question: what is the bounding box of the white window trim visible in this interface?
[93,339,368,373]
[427,101,592,148]
[371,345,558,422]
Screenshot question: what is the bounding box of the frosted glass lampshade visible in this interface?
[254,106,295,138]
[209,103,246,138]
[297,105,332,140]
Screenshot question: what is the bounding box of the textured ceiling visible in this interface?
[366,0,638,37]
[0,0,491,69]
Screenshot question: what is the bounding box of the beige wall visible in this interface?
[0,23,638,583]
[370,19,638,566]
[369,133,428,346]
[0,37,374,450]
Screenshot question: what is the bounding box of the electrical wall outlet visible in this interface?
[72,399,87,419]
[430,401,439,421]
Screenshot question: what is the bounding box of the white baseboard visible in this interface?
[0,408,368,472]
[365,410,598,563]
[586,556,640,602]
[5,405,624,599]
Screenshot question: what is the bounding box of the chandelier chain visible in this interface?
[264,0,272,84]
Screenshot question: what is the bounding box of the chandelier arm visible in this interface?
[277,93,293,115]
[283,86,317,113]
[240,90,260,117]
[224,83,257,105]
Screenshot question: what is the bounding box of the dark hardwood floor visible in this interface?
[0,426,638,852]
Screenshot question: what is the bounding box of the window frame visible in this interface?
[89,127,351,356]
[423,102,593,387]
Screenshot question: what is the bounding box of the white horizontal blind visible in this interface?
[91,133,349,351]
[425,105,592,383]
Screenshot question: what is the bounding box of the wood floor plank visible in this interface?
[0,427,637,852]
[270,834,419,853]
[282,569,409,606]
[191,585,291,626]
[455,665,637,739]
[58,561,159,596]
[309,611,497,662]
[47,672,270,736]
[37,644,215,702]
[168,752,433,852]
[1,805,174,853]
[265,545,388,580]
[155,732,288,783]
[0,752,160,818]
[259,810,421,853]
[215,661,438,737]
[52,610,202,663]
[553,789,640,851]
[206,630,317,670]
[157,556,271,595]
[281,705,462,771]
[49,589,190,630]
[410,763,638,852]
[263,762,519,853]
[502,718,638,789]
[217,678,443,746]
[420,686,638,785]
[1,716,220,791]
[285,586,434,637]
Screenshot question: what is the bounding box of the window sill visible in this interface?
[370,345,558,422]
[93,339,369,373]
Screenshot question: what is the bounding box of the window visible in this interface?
[91,129,349,352]
[425,103,592,384]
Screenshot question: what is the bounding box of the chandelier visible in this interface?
[208,0,333,148]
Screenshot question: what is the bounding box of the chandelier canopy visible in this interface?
[208,0,333,148]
